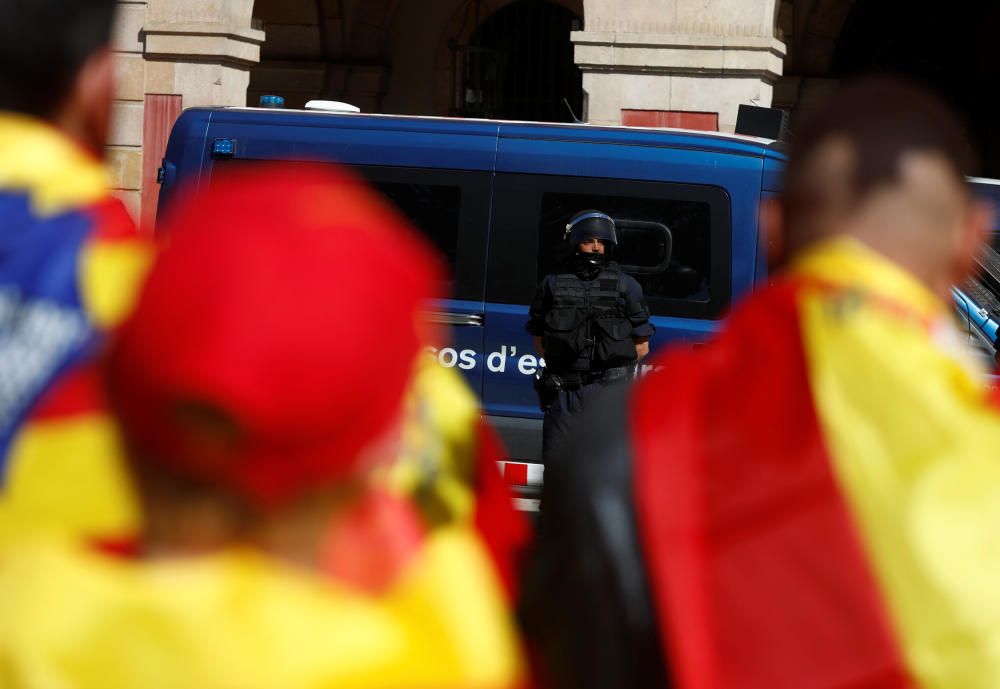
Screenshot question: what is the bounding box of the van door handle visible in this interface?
[427,312,484,327]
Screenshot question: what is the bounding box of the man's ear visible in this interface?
[760,197,788,275]
[64,47,115,156]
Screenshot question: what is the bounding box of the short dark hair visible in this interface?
[783,75,977,227]
[0,0,116,117]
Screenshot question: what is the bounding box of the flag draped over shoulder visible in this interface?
[633,238,1000,689]
[0,113,151,544]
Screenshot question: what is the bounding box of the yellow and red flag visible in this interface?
[634,237,1000,689]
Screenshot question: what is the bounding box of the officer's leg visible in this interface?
[575,380,608,410]
[545,381,612,467]
[542,388,581,468]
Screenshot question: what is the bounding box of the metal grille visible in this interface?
[451,0,583,123]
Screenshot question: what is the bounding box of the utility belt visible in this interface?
[533,364,635,410]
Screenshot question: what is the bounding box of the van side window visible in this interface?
[354,165,491,302]
[211,160,489,301]
[487,174,732,319]
[536,192,712,303]
[367,181,461,271]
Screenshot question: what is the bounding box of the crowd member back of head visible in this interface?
[521,76,1000,689]
[0,0,116,152]
[769,76,988,297]
[0,0,151,544]
[0,165,527,689]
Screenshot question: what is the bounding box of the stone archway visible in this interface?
[773,0,857,129]
[377,0,583,118]
[433,0,585,122]
[572,0,785,129]
[248,0,399,110]
[779,0,1000,175]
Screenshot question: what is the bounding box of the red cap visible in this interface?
[108,163,442,508]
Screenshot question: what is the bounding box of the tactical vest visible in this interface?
[542,267,637,372]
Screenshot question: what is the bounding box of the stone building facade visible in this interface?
[109,0,1000,226]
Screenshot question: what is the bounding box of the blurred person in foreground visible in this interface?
[0,0,150,543]
[522,76,1000,689]
[0,165,528,689]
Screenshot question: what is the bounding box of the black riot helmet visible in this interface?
[565,210,617,279]
[565,210,618,250]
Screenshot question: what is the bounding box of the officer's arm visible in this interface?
[622,277,655,358]
[526,279,551,356]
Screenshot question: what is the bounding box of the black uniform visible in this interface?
[526,260,654,464]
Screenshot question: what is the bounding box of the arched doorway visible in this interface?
[781,0,1000,176]
[832,1,1000,174]
[454,0,583,122]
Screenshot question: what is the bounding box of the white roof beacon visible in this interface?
[304,100,361,113]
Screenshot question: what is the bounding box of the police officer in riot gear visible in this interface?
[527,210,654,464]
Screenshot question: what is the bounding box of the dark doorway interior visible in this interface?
[832,1,1000,176]
[455,0,583,123]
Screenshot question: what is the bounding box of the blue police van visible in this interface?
[154,105,795,490]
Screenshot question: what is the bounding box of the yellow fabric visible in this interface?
[795,238,1000,689]
[0,415,140,542]
[0,112,108,216]
[78,238,153,330]
[382,360,481,525]
[0,526,523,689]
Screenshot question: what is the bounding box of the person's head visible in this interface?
[0,0,117,153]
[567,211,616,253]
[764,75,994,298]
[565,210,616,277]
[107,164,443,562]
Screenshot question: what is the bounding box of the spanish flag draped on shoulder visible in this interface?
[633,237,1000,689]
[0,113,151,543]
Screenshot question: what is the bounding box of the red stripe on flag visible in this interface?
[88,197,141,241]
[503,462,528,486]
[29,362,106,421]
[632,280,913,689]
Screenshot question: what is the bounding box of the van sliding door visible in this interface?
[356,165,491,399]
[487,130,761,464]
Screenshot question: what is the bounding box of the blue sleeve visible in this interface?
[621,275,655,339]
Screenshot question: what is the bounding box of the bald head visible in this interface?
[770,76,991,298]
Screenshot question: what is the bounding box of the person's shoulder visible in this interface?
[613,269,644,295]
[539,272,564,289]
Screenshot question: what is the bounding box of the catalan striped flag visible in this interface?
[0,112,151,543]
[634,237,1000,689]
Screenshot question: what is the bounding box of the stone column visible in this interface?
[573,0,785,131]
[143,0,264,108]
[109,1,151,221]
[108,0,263,228]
